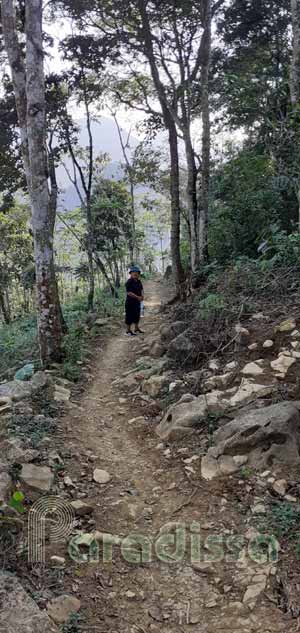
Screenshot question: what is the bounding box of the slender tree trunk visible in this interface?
[290,0,300,106]
[2,0,64,364]
[25,0,64,362]
[5,287,12,321]
[0,289,10,324]
[137,0,184,295]
[168,120,185,295]
[129,181,136,264]
[183,129,199,271]
[198,0,212,264]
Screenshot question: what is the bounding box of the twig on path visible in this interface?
[171,487,198,516]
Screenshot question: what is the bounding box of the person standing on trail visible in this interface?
[125,266,144,336]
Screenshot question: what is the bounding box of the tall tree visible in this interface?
[290,0,300,106]
[1,0,64,364]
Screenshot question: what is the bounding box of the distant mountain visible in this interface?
[57,116,139,210]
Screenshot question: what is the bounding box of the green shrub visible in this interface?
[198,292,225,319]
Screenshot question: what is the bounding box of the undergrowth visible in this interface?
[0,286,125,379]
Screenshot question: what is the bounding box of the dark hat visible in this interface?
[129,265,141,273]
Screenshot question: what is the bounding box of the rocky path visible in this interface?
[58,279,295,633]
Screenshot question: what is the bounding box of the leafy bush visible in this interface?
[259,227,300,266]
[209,148,297,263]
[198,293,225,319]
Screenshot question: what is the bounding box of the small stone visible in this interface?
[192,561,215,574]
[50,556,66,567]
[201,455,220,480]
[261,470,271,477]
[275,318,296,333]
[251,503,267,514]
[248,343,258,351]
[243,580,266,604]
[271,353,296,376]
[235,324,250,345]
[233,455,248,466]
[241,361,264,377]
[252,313,266,320]
[208,360,220,371]
[263,340,274,349]
[291,330,300,338]
[169,380,184,392]
[47,595,81,624]
[21,464,53,492]
[285,494,297,503]
[70,500,94,516]
[64,476,75,487]
[226,361,238,370]
[183,455,200,464]
[273,479,287,496]
[125,590,136,599]
[93,469,111,484]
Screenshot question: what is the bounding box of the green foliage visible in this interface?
[0,314,38,376]
[259,227,300,266]
[198,293,225,320]
[209,148,290,263]
[61,613,83,633]
[260,502,300,540]
[8,491,25,514]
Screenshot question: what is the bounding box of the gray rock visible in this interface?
[93,469,111,484]
[21,464,54,492]
[241,361,265,377]
[143,375,168,398]
[150,341,166,359]
[156,378,275,441]
[0,380,32,402]
[70,500,94,516]
[203,372,234,391]
[0,470,11,503]
[0,573,58,632]
[212,401,300,469]
[47,595,81,624]
[30,371,51,392]
[168,331,198,361]
[235,324,251,346]
[160,321,187,342]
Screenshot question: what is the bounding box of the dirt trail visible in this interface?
[60,279,294,633]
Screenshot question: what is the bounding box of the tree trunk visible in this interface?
[183,128,199,271]
[0,289,10,324]
[25,0,64,362]
[2,0,64,364]
[129,180,136,265]
[168,120,185,295]
[137,0,185,295]
[198,0,212,264]
[290,0,300,106]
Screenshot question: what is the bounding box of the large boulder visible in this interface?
[0,573,58,632]
[201,401,300,478]
[160,321,187,342]
[156,393,225,441]
[157,378,275,441]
